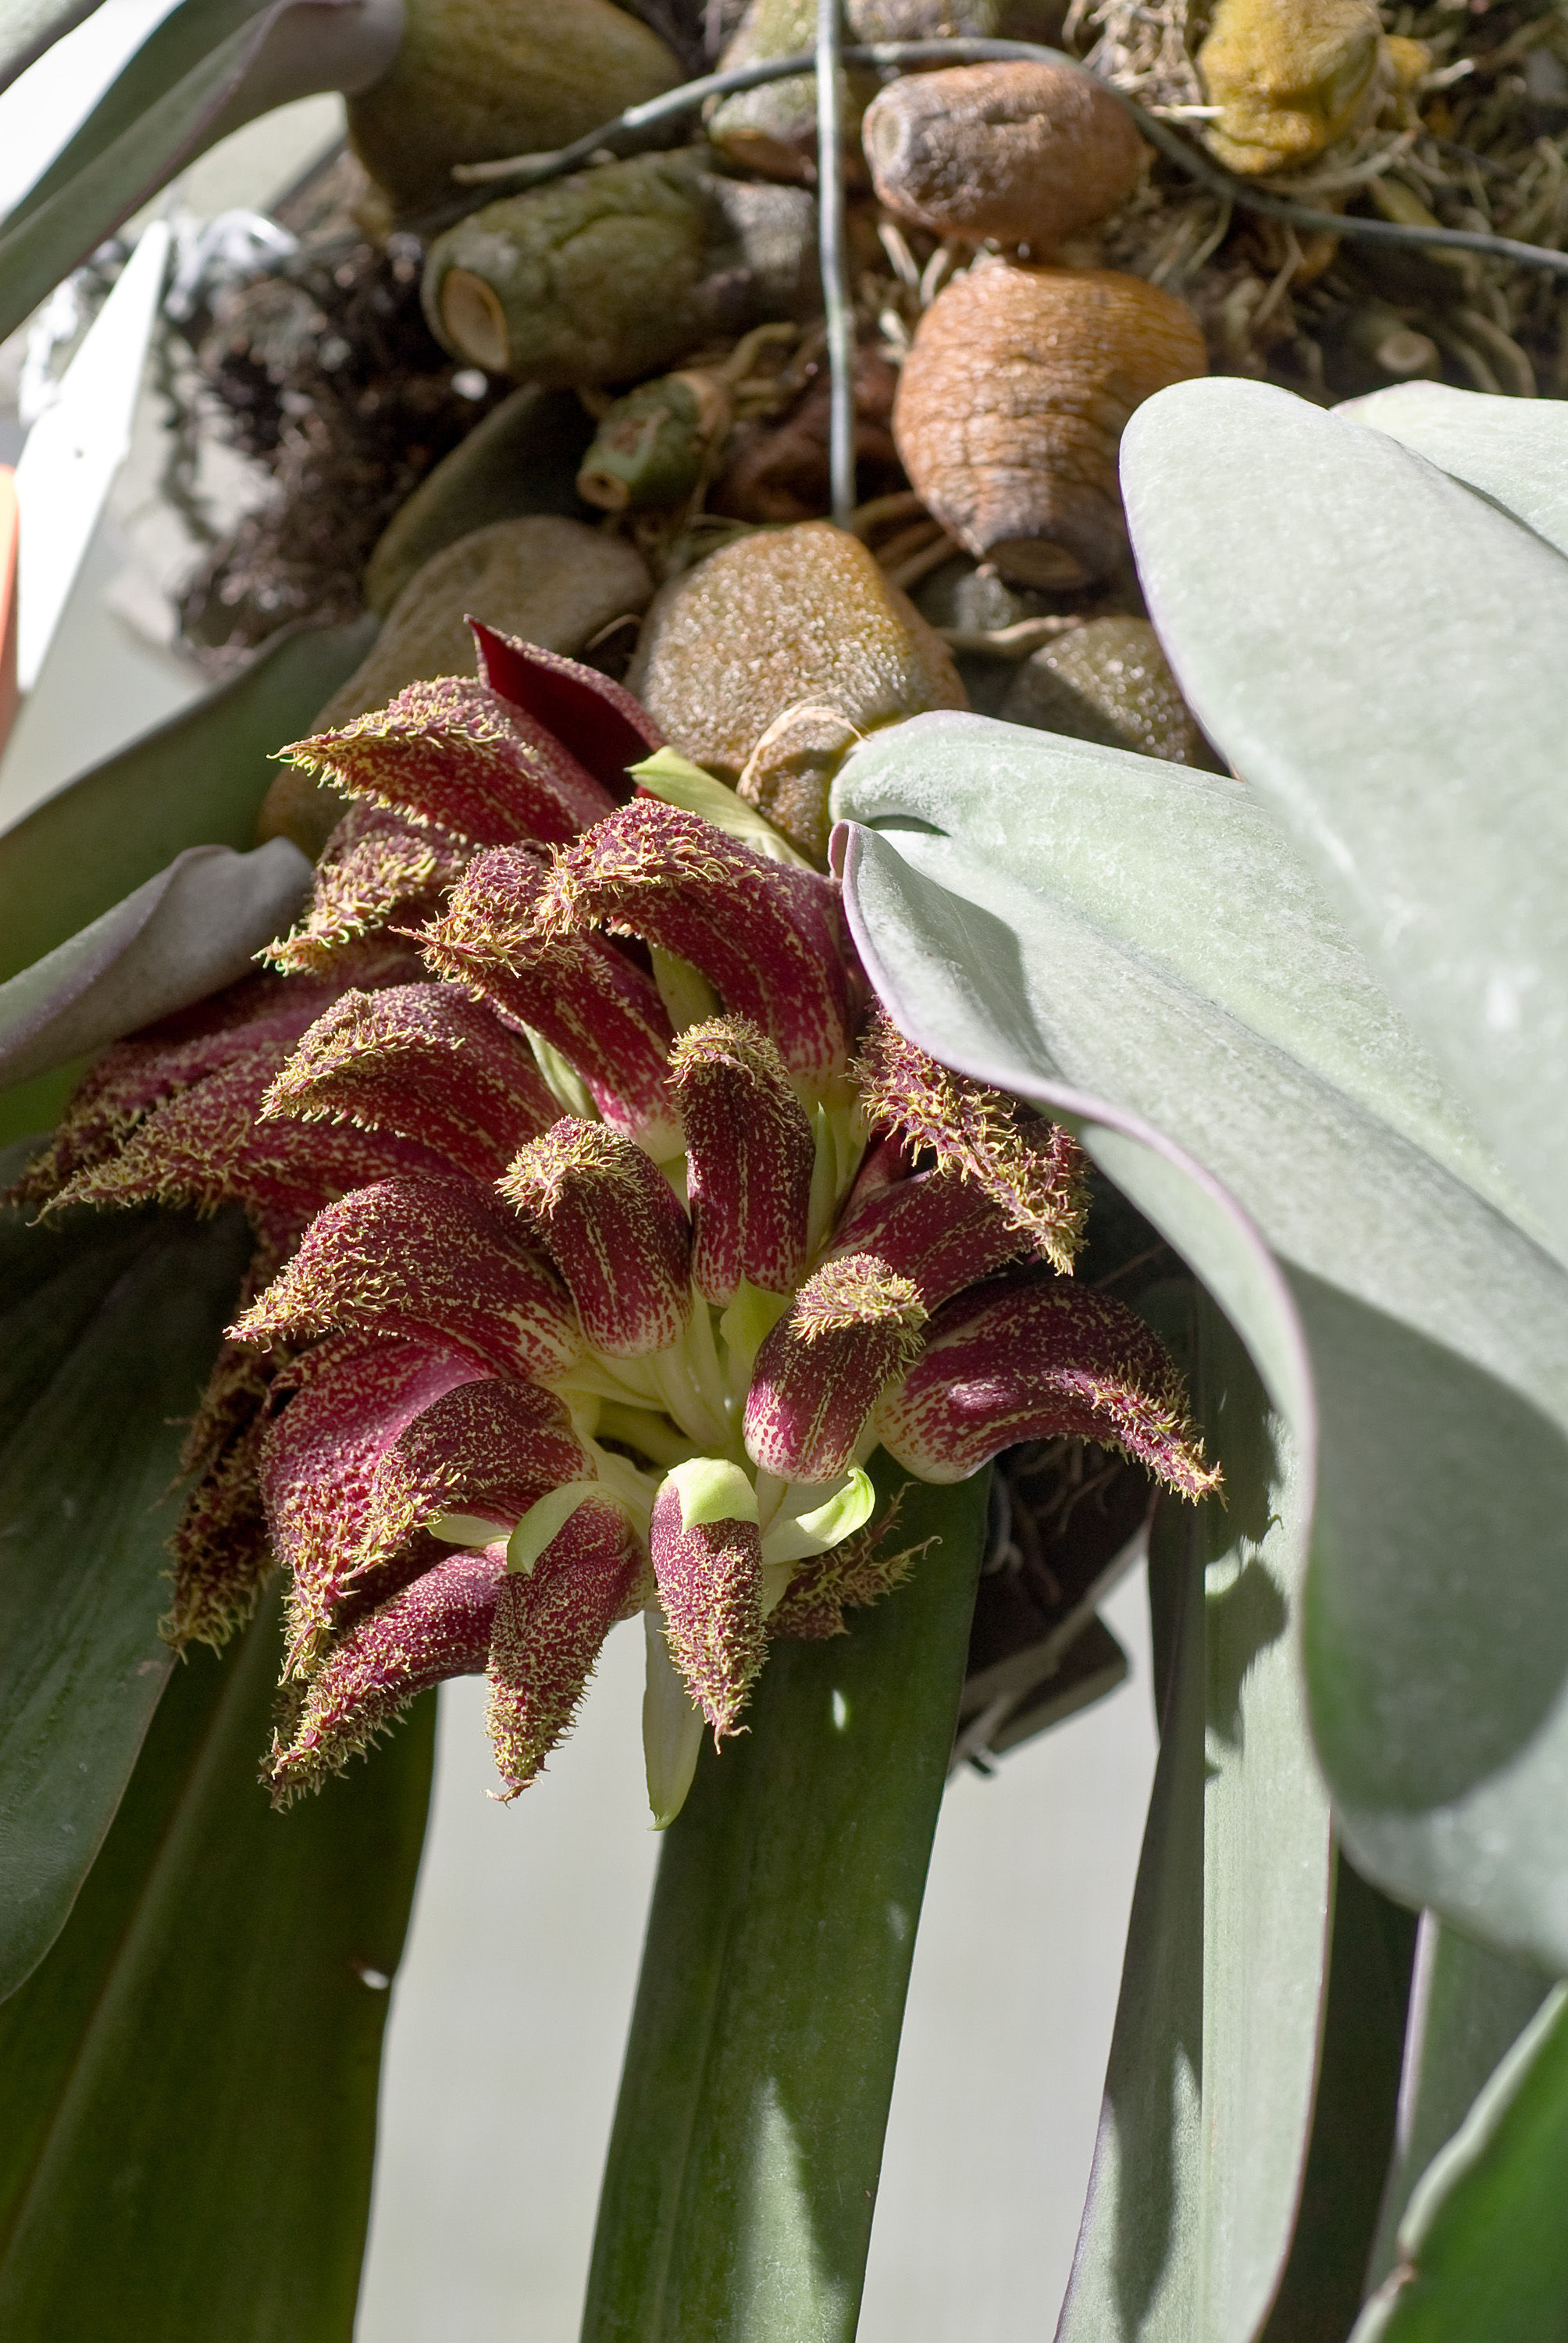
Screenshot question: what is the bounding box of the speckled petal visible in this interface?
[485,1491,645,1797]
[876,1266,1218,1496]
[826,1162,1047,1311]
[5,947,420,1208]
[533,801,853,1090]
[259,1332,486,1666]
[743,1253,927,1483]
[268,803,473,976]
[358,1377,591,1579]
[668,1015,814,1303]
[268,1544,507,1802]
[649,1477,765,1738]
[422,845,679,1152]
[264,982,559,1177]
[768,1496,921,1642]
[279,675,618,847]
[230,1172,583,1380]
[853,1011,1088,1274]
[499,1118,692,1356]
[165,1225,297,1653]
[46,1044,453,1223]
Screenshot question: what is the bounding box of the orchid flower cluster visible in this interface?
[16,624,1215,1824]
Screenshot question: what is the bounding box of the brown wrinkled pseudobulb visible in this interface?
[999,617,1218,767]
[862,61,1144,251]
[347,0,681,223]
[626,521,966,862]
[707,0,1068,183]
[893,262,1207,590]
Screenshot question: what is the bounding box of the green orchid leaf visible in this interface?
[0,1584,434,2337]
[0,1175,252,1999]
[4,0,270,223]
[834,715,1538,1249]
[1337,380,1568,559]
[583,1461,986,2343]
[1060,1289,1329,2343]
[1259,1858,1416,2342]
[833,725,1568,1973]
[1352,1984,1568,2343]
[0,0,401,344]
[0,1060,87,1151]
[1192,1304,1330,2341]
[0,614,374,993]
[0,836,312,1093]
[1366,1922,1552,2291]
[1059,1471,1205,2339]
[0,0,98,98]
[1121,376,1568,1269]
[0,0,276,344]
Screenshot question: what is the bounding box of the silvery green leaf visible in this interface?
[0,614,373,997]
[833,712,1568,1974]
[1337,380,1568,558]
[0,839,310,1090]
[1058,1293,1328,2343]
[1121,376,1568,1268]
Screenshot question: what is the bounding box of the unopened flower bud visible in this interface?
[487,1487,645,1797]
[650,1459,764,1738]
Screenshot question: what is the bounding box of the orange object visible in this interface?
[0,467,17,755]
[893,265,1209,590]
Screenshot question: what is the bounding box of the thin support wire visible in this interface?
[816,0,855,530]
[433,37,1568,284]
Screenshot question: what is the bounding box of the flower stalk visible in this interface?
[583,1462,989,2343]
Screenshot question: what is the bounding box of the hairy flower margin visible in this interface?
[14,622,1217,1825]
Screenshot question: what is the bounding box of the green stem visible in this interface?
[581,1460,988,2343]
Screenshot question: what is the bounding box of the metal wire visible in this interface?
[816,0,855,528]
[435,36,1568,283]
